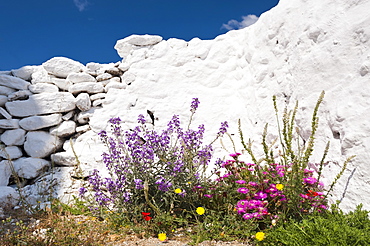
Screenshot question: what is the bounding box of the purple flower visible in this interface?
[254,191,268,200]
[137,114,146,124]
[217,121,228,135]
[79,187,87,197]
[237,187,249,194]
[242,213,254,220]
[229,153,241,158]
[303,177,318,185]
[190,98,200,112]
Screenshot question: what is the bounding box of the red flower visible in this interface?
[141,212,152,221]
[306,190,319,197]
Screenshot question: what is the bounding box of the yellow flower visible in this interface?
[276,184,284,190]
[196,207,205,215]
[255,232,265,241]
[174,188,182,194]
[158,233,167,241]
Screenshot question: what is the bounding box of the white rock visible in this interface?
[92,99,103,107]
[90,93,106,101]
[0,186,19,207]
[0,160,12,186]
[0,95,8,106]
[29,83,59,93]
[42,57,85,78]
[96,73,113,82]
[118,63,130,72]
[13,157,50,179]
[11,65,39,81]
[51,78,72,91]
[31,66,54,84]
[66,72,96,83]
[99,77,120,86]
[121,71,136,85]
[76,124,90,133]
[0,107,12,119]
[0,119,19,129]
[5,92,75,117]
[105,67,122,76]
[19,114,62,131]
[76,108,96,124]
[50,121,76,137]
[105,81,126,92]
[68,82,104,94]
[0,129,26,145]
[7,90,33,101]
[61,111,75,121]
[0,86,16,96]
[24,131,63,158]
[75,93,91,111]
[0,146,23,160]
[86,62,103,76]
[50,152,77,166]
[0,74,30,90]
[0,71,11,75]
[114,35,163,58]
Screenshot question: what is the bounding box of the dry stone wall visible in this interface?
[0,56,133,206]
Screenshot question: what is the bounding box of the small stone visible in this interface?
[50,121,76,137]
[96,73,113,82]
[11,65,39,81]
[50,152,77,166]
[0,119,19,129]
[7,90,33,101]
[105,81,127,92]
[106,67,123,76]
[0,160,12,186]
[13,157,51,179]
[66,72,96,83]
[0,74,31,90]
[68,82,104,94]
[0,86,16,96]
[19,114,62,131]
[0,186,19,207]
[75,93,91,111]
[0,107,12,119]
[0,95,8,107]
[24,131,63,158]
[5,92,76,117]
[29,83,59,93]
[0,146,23,160]
[0,129,26,145]
[42,57,85,78]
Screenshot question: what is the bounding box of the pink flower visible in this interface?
[254,191,267,200]
[204,194,213,198]
[235,180,246,184]
[303,177,318,185]
[237,187,249,194]
[242,213,254,220]
[249,182,258,187]
[229,153,241,158]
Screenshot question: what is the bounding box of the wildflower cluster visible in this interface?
[80,98,228,218]
[198,152,328,225]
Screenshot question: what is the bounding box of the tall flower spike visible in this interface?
[190,98,200,112]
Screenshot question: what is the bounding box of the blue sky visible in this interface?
[0,0,279,71]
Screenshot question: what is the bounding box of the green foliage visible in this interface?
[237,91,354,221]
[262,204,370,246]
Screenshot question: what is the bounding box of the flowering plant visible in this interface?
[80,98,228,220]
